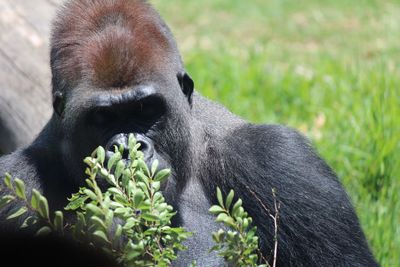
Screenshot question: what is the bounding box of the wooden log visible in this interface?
[0,0,61,153]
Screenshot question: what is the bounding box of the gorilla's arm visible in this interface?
[0,132,74,231]
[0,149,42,187]
[0,149,43,231]
[201,123,377,266]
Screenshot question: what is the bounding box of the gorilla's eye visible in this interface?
[135,96,166,123]
[139,103,158,119]
[88,109,117,127]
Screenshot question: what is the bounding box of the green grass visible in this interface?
[153,0,400,265]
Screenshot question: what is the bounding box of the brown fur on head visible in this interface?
[51,0,183,92]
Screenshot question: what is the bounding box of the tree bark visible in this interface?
[0,0,59,153]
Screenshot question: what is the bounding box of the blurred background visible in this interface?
[0,0,399,265]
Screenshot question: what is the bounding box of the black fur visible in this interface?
[0,0,377,266]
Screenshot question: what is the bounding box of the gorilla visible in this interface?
[0,0,377,266]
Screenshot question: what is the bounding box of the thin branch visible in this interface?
[271,189,280,267]
[246,185,280,267]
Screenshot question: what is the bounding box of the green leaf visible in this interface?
[114,194,130,206]
[137,182,149,198]
[151,159,159,176]
[91,216,107,231]
[137,159,150,177]
[107,187,123,197]
[4,173,13,190]
[31,189,41,210]
[93,184,103,198]
[65,195,89,210]
[209,244,222,253]
[85,178,95,189]
[102,194,111,210]
[54,211,64,233]
[93,230,109,244]
[96,146,106,165]
[123,218,137,230]
[121,169,132,188]
[21,216,37,229]
[114,160,126,181]
[215,229,226,243]
[109,201,124,209]
[153,192,164,202]
[126,252,141,262]
[154,169,171,182]
[113,224,123,245]
[216,187,224,208]
[143,228,157,235]
[136,150,144,161]
[215,213,237,228]
[100,168,109,178]
[104,174,117,186]
[232,198,243,217]
[84,189,97,201]
[209,205,226,215]
[243,218,249,229]
[141,213,159,222]
[126,180,135,197]
[73,212,86,237]
[84,157,95,168]
[128,134,137,150]
[7,207,27,220]
[118,143,125,155]
[215,212,229,223]
[86,203,103,216]
[0,195,15,209]
[152,181,161,191]
[237,206,245,218]
[107,151,122,171]
[114,207,131,216]
[38,196,50,220]
[212,232,220,243]
[225,190,234,210]
[36,226,52,236]
[133,190,145,207]
[105,210,114,228]
[136,172,149,185]
[14,178,27,200]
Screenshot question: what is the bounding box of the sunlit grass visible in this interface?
[153,0,400,265]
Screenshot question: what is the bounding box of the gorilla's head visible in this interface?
[49,0,195,197]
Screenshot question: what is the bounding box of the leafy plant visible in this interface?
[0,134,270,266]
[0,134,191,266]
[209,188,268,267]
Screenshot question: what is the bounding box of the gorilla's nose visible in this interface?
[105,133,154,161]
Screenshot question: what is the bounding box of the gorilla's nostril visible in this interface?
[108,142,120,152]
[106,133,130,159]
[138,140,148,151]
[136,136,154,159]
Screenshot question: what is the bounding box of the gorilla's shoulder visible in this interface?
[226,123,313,152]
[222,123,332,174]
[0,149,25,174]
[0,149,42,189]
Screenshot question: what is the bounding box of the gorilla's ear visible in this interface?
[53,91,65,117]
[177,72,194,105]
